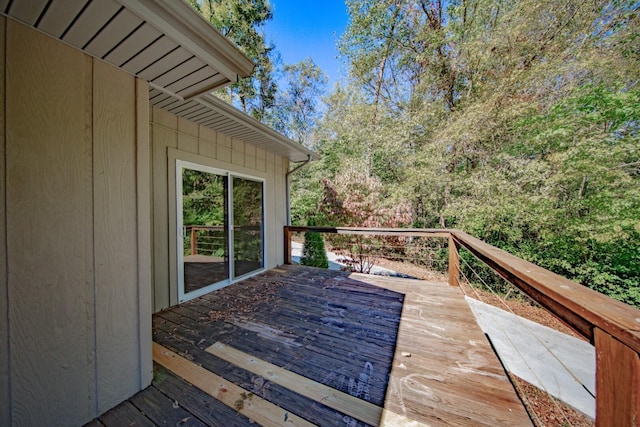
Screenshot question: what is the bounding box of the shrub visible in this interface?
[301,230,329,268]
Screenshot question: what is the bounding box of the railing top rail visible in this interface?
[186,225,261,232]
[285,225,640,423]
[450,230,640,353]
[184,225,225,230]
[284,226,640,354]
[285,226,453,237]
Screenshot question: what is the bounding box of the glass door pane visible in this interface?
[181,167,229,295]
[232,176,264,278]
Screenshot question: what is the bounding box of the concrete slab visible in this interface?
[466,297,595,419]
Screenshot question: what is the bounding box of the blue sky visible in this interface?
[264,0,349,88]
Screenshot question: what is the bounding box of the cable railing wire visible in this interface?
[284,226,639,426]
[458,251,578,426]
[297,229,583,426]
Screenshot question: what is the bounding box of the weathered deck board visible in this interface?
[99,401,155,427]
[152,363,255,426]
[352,273,532,426]
[90,265,530,426]
[206,341,383,425]
[153,342,316,427]
[129,386,208,427]
[152,322,349,425]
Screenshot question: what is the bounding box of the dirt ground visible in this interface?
[373,257,594,427]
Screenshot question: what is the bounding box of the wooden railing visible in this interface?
[185,225,263,256]
[184,225,225,255]
[284,226,640,426]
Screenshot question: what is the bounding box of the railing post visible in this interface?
[448,234,460,287]
[594,327,640,426]
[190,227,197,255]
[284,226,292,265]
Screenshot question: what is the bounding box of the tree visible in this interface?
[277,59,328,147]
[319,167,412,273]
[294,0,640,305]
[186,0,277,119]
[339,0,412,110]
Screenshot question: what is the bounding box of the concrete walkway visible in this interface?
[290,241,595,419]
[466,297,595,419]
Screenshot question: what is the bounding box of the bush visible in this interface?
[301,230,329,268]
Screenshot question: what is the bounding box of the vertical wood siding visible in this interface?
[7,21,95,424]
[265,157,277,269]
[150,108,288,312]
[93,59,139,413]
[151,109,178,310]
[0,15,8,427]
[2,20,150,425]
[136,79,153,390]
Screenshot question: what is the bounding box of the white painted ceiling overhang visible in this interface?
[1,0,253,99]
[1,0,317,162]
[150,87,319,162]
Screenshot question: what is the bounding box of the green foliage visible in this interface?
[186,0,277,119]
[182,169,226,227]
[301,230,329,269]
[291,0,640,306]
[276,59,328,146]
[190,0,640,306]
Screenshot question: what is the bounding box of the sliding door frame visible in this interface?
[173,154,266,303]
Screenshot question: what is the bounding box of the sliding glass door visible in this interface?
[177,161,265,301]
[179,166,230,299]
[232,176,264,277]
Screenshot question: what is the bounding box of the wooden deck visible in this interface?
[88,265,531,426]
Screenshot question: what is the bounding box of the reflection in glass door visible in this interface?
[178,161,265,301]
[180,165,229,298]
[232,177,264,277]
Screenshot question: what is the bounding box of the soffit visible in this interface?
[1,0,254,99]
[150,87,319,162]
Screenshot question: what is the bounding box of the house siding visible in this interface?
[0,19,151,425]
[150,107,289,312]
[0,15,8,427]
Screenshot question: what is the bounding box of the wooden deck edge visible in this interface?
[152,342,316,427]
[206,341,383,426]
[350,273,532,426]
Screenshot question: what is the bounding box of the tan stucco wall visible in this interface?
[0,18,151,425]
[150,107,289,312]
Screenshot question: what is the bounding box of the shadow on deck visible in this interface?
[90,265,531,426]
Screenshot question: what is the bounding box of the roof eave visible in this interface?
[197,94,320,162]
[117,0,255,84]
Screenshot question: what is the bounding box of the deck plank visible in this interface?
[351,273,532,426]
[206,341,383,425]
[129,386,208,427]
[152,327,355,426]
[155,277,400,407]
[99,400,155,427]
[153,363,254,427]
[153,342,316,427]
[94,265,531,426]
